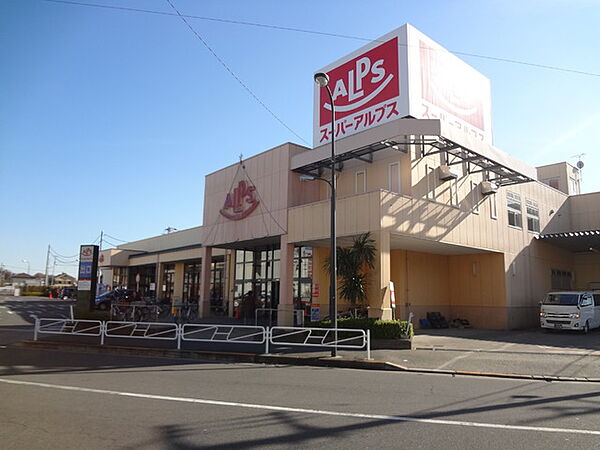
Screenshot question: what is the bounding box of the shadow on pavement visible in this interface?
[414,327,600,351]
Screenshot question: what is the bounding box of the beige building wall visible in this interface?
[574,253,600,290]
[568,192,600,231]
[537,162,581,196]
[202,142,310,247]
[287,138,583,328]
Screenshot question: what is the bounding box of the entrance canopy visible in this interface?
[535,230,600,252]
[291,118,536,186]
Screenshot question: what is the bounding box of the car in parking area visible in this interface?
[94,288,133,311]
[540,291,600,333]
[59,287,77,300]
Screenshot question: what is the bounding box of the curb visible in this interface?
[18,340,600,383]
[413,346,600,357]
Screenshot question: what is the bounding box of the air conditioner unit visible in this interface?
[438,165,459,181]
[480,181,499,196]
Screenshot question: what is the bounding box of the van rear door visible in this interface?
[594,294,600,328]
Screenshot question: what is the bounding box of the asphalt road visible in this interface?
[0,296,73,345]
[2,346,600,449]
[2,296,600,448]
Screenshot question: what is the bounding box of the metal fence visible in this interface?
[34,318,103,343]
[104,321,180,347]
[181,324,267,349]
[269,327,370,359]
[32,318,371,358]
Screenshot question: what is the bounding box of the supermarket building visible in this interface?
[99,25,600,329]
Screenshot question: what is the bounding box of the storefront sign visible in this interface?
[311,304,320,322]
[77,245,98,291]
[312,283,319,298]
[314,36,400,146]
[220,180,260,220]
[313,25,492,147]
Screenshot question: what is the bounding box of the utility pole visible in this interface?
[98,231,104,287]
[44,244,50,287]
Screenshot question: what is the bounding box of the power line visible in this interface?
[164,0,309,144]
[103,233,128,243]
[36,0,600,78]
[49,246,78,259]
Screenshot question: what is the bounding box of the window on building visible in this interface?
[426,164,436,200]
[526,199,540,233]
[551,269,572,290]
[112,267,128,288]
[234,248,281,309]
[162,263,176,300]
[210,259,225,313]
[183,261,201,302]
[388,162,400,193]
[471,181,480,214]
[506,191,522,228]
[355,170,366,194]
[569,177,580,195]
[545,178,560,190]
[293,246,313,321]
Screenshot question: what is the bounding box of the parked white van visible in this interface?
[540,291,600,333]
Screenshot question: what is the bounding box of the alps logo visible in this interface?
[316,37,400,143]
[220,180,259,221]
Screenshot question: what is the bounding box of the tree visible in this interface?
[325,232,376,305]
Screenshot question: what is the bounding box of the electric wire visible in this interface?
[49,247,78,259]
[103,233,128,243]
[36,0,600,78]
[164,0,308,145]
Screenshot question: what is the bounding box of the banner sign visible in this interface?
[314,36,401,146]
[390,280,396,309]
[313,24,492,147]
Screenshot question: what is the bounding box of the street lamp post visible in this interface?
[314,72,338,357]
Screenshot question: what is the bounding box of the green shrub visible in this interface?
[307,317,413,339]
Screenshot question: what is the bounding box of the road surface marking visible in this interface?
[436,352,473,369]
[1,377,600,436]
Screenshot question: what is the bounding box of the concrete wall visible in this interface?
[568,192,600,231]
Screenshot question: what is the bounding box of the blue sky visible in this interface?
[1,0,599,277]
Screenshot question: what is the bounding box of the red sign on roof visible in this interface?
[220,180,260,221]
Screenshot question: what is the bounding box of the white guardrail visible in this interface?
[269,327,370,359]
[105,321,180,346]
[33,319,371,358]
[34,318,104,343]
[181,324,267,350]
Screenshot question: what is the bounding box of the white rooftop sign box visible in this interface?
[313,24,493,148]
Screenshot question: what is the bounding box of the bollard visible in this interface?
[366,329,371,360]
[34,318,39,341]
[177,325,182,350]
[100,322,105,345]
[265,327,270,354]
[70,305,74,321]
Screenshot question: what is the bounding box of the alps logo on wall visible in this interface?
[220,180,260,221]
[314,36,401,146]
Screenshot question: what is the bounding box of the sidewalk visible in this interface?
[19,326,600,381]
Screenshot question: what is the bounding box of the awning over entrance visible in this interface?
[291,118,536,186]
[535,230,600,252]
